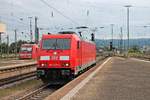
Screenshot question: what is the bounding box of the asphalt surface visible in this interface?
[72,57,150,100]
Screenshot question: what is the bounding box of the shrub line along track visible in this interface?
[0,62,36,89]
[16,55,108,100]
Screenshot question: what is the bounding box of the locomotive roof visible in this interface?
[42,33,75,39]
[58,31,77,34]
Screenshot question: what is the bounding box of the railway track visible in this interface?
[16,83,62,100]
[0,72,36,89]
[0,62,36,89]
[0,62,36,80]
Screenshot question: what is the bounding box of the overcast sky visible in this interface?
[0,0,150,42]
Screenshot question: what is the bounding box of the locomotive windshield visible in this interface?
[42,39,71,50]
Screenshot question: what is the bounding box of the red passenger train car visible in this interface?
[19,44,39,59]
[37,31,96,82]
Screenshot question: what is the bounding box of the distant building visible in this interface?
[0,22,6,33]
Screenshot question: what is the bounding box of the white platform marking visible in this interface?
[131,58,150,63]
[60,57,112,100]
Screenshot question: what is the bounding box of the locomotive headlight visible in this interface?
[62,62,69,67]
[41,64,45,67]
[65,63,69,67]
[53,52,57,55]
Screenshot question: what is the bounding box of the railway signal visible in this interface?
[91,33,95,41]
[110,41,113,51]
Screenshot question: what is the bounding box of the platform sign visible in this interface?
[0,23,6,33]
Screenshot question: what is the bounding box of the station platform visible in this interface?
[0,59,36,67]
[70,57,150,100]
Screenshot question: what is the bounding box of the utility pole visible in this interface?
[99,27,105,46]
[14,29,17,58]
[0,32,2,58]
[124,5,132,51]
[6,34,9,58]
[35,16,39,44]
[120,27,123,53]
[28,17,33,42]
[86,10,89,26]
[0,22,6,58]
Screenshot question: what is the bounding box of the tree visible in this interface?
[0,43,8,53]
[9,42,15,53]
[9,40,27,53]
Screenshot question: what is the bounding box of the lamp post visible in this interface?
[14,29,17,58]
[119,27,123,53]
[124,5,132,51]
[110,24,114,50]
[99,27,105,46]
[6,34,9,58]
[111,24,114,44]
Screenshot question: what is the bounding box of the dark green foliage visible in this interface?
[0,43,8,53]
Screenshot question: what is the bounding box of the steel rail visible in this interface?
[0,72,36,89]
[17,83,52,100]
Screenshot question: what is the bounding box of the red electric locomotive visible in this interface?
[37,31,96,83]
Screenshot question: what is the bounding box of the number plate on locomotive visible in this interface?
[51,56,59,60]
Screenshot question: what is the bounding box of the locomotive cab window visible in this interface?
[42,39,71,50]
[20,47,32,52]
